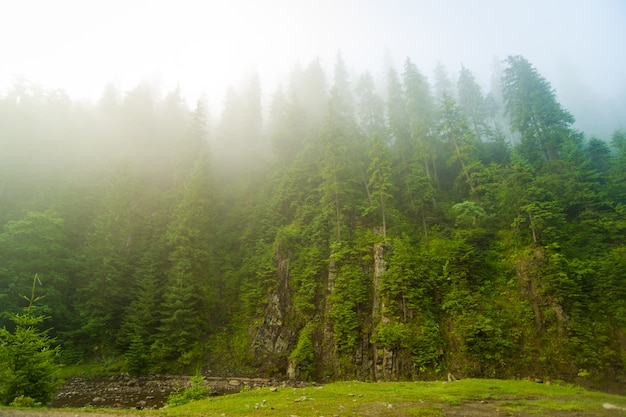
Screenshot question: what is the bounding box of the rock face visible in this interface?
[51,375,278,409]
[250,250,295,373]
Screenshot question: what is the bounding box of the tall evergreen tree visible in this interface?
[366,133,393,238]
[387,64,436,237]
[457,65,488,140]
[76,168,148,355]
[319,53,358,243]
[154,155,214,365]
[435,96,481,197]
[502,55,575,168]
[355,72,386,138]
[433,62,454,105]
[0,211,71,331]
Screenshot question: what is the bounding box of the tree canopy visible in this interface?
[0,56,624,389]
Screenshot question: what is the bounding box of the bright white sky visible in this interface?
[1,0,624,135]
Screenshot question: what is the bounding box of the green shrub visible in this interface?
[9,395,41,407]
[167,375,210,407]
[372,322,411,350]
[289,322,317,380]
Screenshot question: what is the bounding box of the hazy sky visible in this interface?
[1,0,624,136]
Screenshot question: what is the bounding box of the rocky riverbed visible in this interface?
[50,375,283,410]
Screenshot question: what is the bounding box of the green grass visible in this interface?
[155,379,626,417]
[57,360,125,379]
[3,378,624,416]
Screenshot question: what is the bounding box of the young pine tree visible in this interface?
[0,275,62,406]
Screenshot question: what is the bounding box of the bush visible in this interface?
[289,322,317,380]
[372,322,411,350]
[10,395,41,407]
[167,375,210,407]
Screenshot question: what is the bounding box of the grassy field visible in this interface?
[158,379,626,417]
[2,378,625,417]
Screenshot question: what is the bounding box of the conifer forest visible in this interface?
[1,55,625,388]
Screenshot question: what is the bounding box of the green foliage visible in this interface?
[452,200,486,228]
[153,157,215,367]
[75,171,150,354]
[366,132,393,236]
[290,244,323,321]
[0,211,71,332]
[289,322,317,380]
[502,55,575,169]
[9,395,41,407]
[408,320,443,371]
[124,335,149,376]
[152,275,207,370]
[0,276,62,406]
[167,375,210,407]
[461,314,514,373]
[373,322,411,350]
[1,56,625,385]
[436,95,481,196]
[117,251,165,352]
[330,261,369,355]
[381,234,438,322]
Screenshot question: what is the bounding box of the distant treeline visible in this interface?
[0,55,625,387]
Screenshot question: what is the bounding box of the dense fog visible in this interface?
[1,1,624,137]
[1,0,626,392]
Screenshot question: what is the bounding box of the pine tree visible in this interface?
[118,251,165,352]
[76,169,145,355]
[386,64,436,237]
[433,62,454,105]
[436,95,481,197]
[154,155,214,365]
[355,72,386,138]
[0,211,71,332]
[366,132,393,238]
[124,334,149,376]
[502,55,575,168]
[403,59,437,184]
[457,65,488,140]
[0,276,62,406]
[319,53,357,243]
